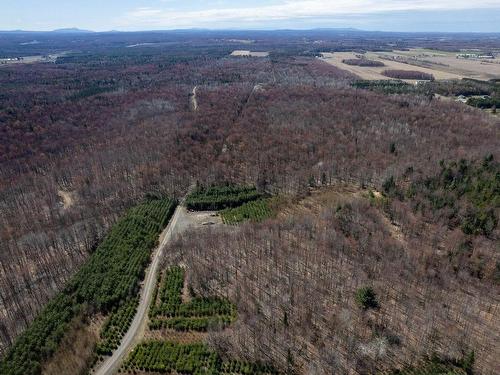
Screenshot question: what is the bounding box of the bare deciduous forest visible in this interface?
[171,186,498,374]
[0,30,499,374]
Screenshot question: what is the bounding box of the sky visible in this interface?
[1,0,500,32]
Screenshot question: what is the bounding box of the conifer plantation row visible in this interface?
[220,198,275,224]
[120,341,278,375]
[96,297,139,356]
[124,266,275,374]
[149,266,236,332]
[0,198,176,375]
[186,185,262,211]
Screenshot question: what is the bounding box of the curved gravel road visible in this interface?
[94,202,189,375]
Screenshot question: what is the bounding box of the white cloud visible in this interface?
[117,0,500,28]
[130,7,163,17]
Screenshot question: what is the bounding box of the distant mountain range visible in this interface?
[0,28,95,33]
[0,27,366,34]
[0,27,498,35]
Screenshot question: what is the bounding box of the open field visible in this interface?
[0,52,68,65]
[376,48,500,80]
[230,50,269,57]
[321,52,462,81]
[321,49,500,81]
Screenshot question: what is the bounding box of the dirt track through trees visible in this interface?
[93,203,187,375]
[93,202,222,375]
[191,86,198,111]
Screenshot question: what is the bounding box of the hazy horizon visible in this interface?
[1,1,500,33]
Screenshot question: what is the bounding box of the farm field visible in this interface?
[376,48,500,81]
[321,51,462,81]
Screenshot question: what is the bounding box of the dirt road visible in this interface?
[191,86,198,111]
[94,202,189,375]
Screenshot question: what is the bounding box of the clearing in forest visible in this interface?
[230,50,269,57]
[58,189,75,209]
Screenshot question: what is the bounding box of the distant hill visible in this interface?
[51,28,94,33]
[0,28,94,33]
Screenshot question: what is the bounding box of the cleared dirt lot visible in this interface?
[320,52,462,81]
